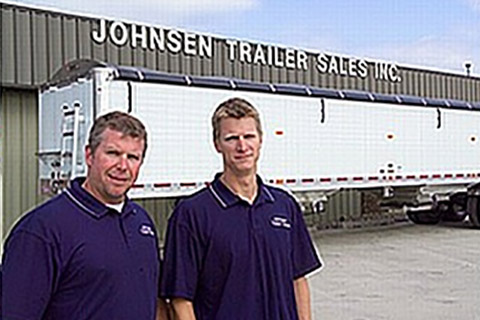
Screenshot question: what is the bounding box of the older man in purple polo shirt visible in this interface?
[2,111,167,320]
[160,98,322,319]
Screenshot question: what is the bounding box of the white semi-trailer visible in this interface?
[39,60,480,227]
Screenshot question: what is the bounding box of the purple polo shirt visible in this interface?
[160,174,321,319]
[2,178,160,320]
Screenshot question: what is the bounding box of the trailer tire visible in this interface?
[442,202,467,222]
[467,197,480,228]
[407,209,441,225]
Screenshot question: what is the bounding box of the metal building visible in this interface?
[1,2,480,243]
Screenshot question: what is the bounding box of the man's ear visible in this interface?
[214,139,221,153]
[85,145,93,167]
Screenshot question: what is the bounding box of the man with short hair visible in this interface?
[160,98,322,319]
[2,111,166,320]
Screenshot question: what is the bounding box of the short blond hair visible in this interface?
[211,98,262,141]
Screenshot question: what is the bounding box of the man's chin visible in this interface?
[107,187,129,200]
[233,166,256,176]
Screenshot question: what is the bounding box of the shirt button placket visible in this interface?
[120,214,132,247]
[249,205,262,234]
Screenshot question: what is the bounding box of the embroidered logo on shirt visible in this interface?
[270,216,291,229]
[139,224,155,237]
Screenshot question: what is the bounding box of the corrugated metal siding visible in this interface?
[2,3,480,102]
[2,4,16,84]
[135,198,178,245]
[300,190,363,230]
[1,88,44,239]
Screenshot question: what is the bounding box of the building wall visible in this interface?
[2,3,480,101]
[1,88,45,242]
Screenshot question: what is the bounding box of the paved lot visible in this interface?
[309,222,480,320]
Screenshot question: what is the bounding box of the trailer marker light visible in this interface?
[275,130,284,136]
[286,179,296,184]
[337,177,348,182]
[368,176,379,181]
[132,184,145,188]
[444,174,453,178]
[432,174,441,179]
[180,182,196,187]
[420,175,428,179]
[275,179,284,184]
[154,183,172,188]
[302,178,314,183]
[406,175,416,179]
[320,178,332,182]
[353,177,364,181]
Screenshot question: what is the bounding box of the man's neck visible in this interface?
[220,171,258,204]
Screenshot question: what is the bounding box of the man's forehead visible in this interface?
[223,129,258,136]
[99,131,144,148]
[102,129,143,141]
[220,117,256,127]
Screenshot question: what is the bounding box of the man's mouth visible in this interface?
[235,153,252,160]
[108,174,129,183]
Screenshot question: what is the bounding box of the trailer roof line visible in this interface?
[45,59,478,111]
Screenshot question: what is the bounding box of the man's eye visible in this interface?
[244,134,256,139]
[225,136,238,142]
[128,154,140,161]
[107,150,120,155]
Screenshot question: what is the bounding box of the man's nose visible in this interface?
[116,154,129,169]
[236,136,248,151]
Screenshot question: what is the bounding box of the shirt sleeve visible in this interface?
[290,199,322,279]
[159,203,204,300]
[2,230,59,319]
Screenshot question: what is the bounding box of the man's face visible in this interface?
[84,128,145,204]
[214,117,262,176]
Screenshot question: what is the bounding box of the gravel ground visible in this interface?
[308,222,480,320]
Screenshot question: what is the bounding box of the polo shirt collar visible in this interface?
[65,177,136,218]
[209,173,275,208]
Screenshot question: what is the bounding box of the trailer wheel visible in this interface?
[442,202,468,222]
[467,196,480,228]
[466,183,480,229]
[407,209,441,225]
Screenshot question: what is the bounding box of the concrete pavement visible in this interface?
[309,222,480,320]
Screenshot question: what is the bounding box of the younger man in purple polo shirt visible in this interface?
[161,98,322,319]
[2,112,168,320]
